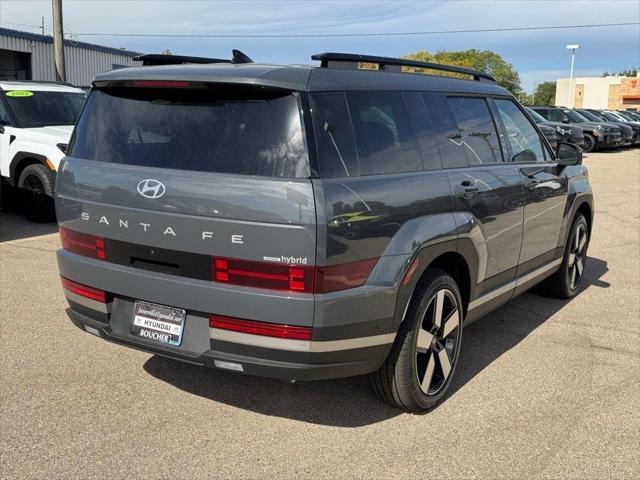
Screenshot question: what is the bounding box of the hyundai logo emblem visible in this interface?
[137,179,166,199]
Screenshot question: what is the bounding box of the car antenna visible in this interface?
[231,49,253,64]
[324,122,350,176]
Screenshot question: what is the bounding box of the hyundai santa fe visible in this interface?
[56,52,593,412]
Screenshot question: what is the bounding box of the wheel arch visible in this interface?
[575,201,593,237]
[9,152,50,186]
[392,240,475,333]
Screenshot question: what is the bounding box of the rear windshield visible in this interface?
[5,90,86,127]
[70,88,310,178]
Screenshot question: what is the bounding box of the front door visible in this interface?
[491,98,568,268]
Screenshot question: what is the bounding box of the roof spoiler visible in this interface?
[311,52,496,83]
[134,50,254,66]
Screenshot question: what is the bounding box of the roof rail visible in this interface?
[311,52,496,83]
[134,49,254,66]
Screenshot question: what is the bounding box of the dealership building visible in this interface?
[0,27,141,87]
[555,74,640,110]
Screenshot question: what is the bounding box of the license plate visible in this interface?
[130,301,186,346]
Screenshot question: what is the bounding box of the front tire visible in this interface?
[371,269,463,412]
[582,134,596,153]
[18,164,56,223]
[540,214,589,299]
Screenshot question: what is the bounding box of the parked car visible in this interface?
[0,81,87,221]
[56,52,592,412]
[603,110,640,146]
[576,109,636,147]
[618,110,640,122]
[524,107,584,149]
[530,105,621,152]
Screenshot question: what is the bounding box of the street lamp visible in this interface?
[566,44,580,108]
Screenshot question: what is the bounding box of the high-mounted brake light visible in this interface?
[59,227,106,260]
[132,80,191,88]
[212,257,314,293]
[61,277,112,303]
[209,315,312,341]
[211,257,378,294]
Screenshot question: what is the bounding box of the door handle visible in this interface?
[522,167,546,178]
[454,181,480,198]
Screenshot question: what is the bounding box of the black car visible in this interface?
[618,110,640,122]
[577,109,636,147]
[530,106,622,152]
[525,107,584,149]
[55,51,592,412]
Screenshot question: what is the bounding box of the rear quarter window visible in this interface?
[310,91,423,177]
[70,88,310,178]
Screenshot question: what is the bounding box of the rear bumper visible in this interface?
[58,249,397,381]
[67,306,389,381]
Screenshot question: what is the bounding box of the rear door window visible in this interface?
[446,96,503,164]
[71,88,310,178]
[493,99,546,163]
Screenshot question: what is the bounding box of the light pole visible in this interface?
[566,44,579,108]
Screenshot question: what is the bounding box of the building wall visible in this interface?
[1,30,140,87]
[555,76,622,109]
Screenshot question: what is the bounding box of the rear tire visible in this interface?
[582,134,596,153]
[540,214,589,299]
[370,269,463,412]
[18,164,56,223]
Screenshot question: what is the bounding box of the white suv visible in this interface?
[0,81,86,221]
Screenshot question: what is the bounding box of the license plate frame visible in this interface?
[130,300,186,347]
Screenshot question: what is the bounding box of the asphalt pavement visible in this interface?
[1,149,639,479]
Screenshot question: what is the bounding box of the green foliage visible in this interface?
[532,81,556,106]
[602,67,638,77]
[402,49,522,95]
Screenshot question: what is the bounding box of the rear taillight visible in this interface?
[314,258,378,293]
[211,257,377,294]
[212,257,314,293]
[60,227,106,260]
[209,315,312,341]
[61,277,112,303]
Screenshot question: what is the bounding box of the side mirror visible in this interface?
[556,142,582,166]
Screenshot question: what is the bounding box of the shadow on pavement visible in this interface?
[144,256,609,427]
[0,189,58,243]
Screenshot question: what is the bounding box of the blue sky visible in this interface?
[1,0,639,91]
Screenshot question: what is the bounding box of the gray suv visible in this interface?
[56,52,593,412]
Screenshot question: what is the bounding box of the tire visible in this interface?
[540,214,589,299]
[582,134,596,153]
[370,268,464,412]
[18,163,56,223]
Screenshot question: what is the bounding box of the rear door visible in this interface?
[491,98,568,269]
[426,92,525,292]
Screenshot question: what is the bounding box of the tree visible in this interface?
[532,81,556,106]
[602,67,638,77]
[402,49,522,95]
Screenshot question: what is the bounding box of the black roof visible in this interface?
[0,27,142,58]
[94,62,510,95]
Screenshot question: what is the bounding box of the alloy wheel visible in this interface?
[23,174,47,210]
[415,288,461,395]
[568,223,587,290]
